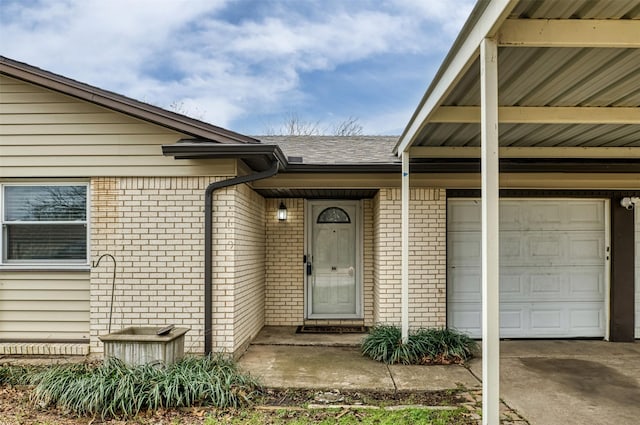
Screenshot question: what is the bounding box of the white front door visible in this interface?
[306,201,361,318]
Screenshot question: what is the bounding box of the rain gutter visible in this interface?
[162,141,287,354]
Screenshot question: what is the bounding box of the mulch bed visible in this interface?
[0,384,474,425]
[259,387,466,407]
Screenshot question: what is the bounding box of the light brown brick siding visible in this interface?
[373,188,447,329]
[91,177,266,355]
[231,184,266,354]
[91,176,218,354]
[264,198,305,325]
[90,178,446,354]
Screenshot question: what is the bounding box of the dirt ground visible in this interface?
[0,385,476,425]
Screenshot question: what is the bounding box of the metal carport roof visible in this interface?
[393,2,639,424]
[395,0,640,155]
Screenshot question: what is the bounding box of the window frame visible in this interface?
[0,182,90,269]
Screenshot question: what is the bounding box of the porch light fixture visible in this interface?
[278,202,288,221]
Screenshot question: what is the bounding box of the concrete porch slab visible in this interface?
[250,326,366,347]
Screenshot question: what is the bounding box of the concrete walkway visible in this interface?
[238,327,640,425]
[239,344,479,391]
[241,326,478,391]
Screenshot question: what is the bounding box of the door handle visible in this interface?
[307,262,312,276]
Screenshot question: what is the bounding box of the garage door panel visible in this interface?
[567,202,605,230]
[500,235,524,261]
[448,198,606,339]
[450,302,604,338]
[501,274,526,298]
[448,303,481,336]
[568,234,605,263]
[499,204,522,230]
[529,273,564,298]
[449,267,604,303]
[497,231,604,267]
[528,203,563,229]
[530,308,563,333]
[569,269,604,298]
[570,306,604,333]
[448,200,480,231]
[500,309,525,335]
[448,232,481,266]
[447,268,481,302]
[528,235,563,262]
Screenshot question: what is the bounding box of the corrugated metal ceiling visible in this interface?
[423,123,640,147]
[444,48,640,107]
[411,0,640,149]
[510,0,640,19]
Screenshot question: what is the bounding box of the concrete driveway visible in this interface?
[469,340,640,425]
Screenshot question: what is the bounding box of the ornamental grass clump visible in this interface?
[361,324,478,365]
[413,328,478,365]
[30,355,260,419]
[0,364,39,386]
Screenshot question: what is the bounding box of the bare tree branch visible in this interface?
[265,113,363,136]
[332,116,363,136]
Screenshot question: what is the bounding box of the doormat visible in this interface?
[296,325,369,334]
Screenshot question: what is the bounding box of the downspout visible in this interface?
[203,159,279,355]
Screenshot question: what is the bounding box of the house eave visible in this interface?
[162,140,289,172]
[0,56,258,145]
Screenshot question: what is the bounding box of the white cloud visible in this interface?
[0,0,475,131]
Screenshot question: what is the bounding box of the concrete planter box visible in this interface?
[99,327,190,366]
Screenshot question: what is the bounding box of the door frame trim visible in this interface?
[304,199,363,320]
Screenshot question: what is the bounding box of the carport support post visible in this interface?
[481,37,500,425]
[401,150,410,343]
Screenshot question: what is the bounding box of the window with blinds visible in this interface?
[1,184,88,264]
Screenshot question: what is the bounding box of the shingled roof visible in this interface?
[258,136,399,165]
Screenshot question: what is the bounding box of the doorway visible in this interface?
[305,200,362,319]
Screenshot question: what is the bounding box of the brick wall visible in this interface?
[231,184,266,354]
[91,176,219,354]
[363,199,374,326]
[264,198,305,325]
[90,177,446,354]
[373,188,447,329]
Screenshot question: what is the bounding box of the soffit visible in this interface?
[253,188,379,199]
[402,0,640,151]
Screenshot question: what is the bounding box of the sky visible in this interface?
[0,0,475,136]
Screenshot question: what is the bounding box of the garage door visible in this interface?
[448,199,607,338]
[635,207,640,338]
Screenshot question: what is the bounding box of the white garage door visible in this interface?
[635,209,639,338]
[448,198,607,338]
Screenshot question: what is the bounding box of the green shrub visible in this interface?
[412,328,478,365]
[31,355,260,419]
[361,324,417,364]
[361,325,478,365]
[0,364,40,386]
